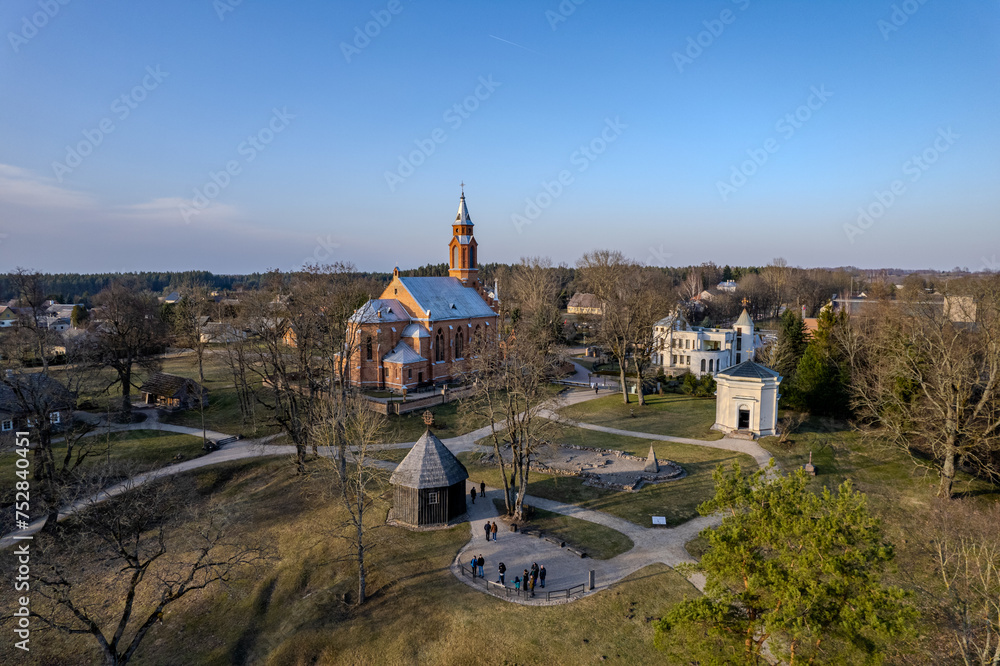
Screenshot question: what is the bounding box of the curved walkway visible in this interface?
[3,385,776,607]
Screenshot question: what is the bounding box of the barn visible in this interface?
[389,428,469,528]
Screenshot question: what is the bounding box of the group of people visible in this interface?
[469,556,548,597]
[470,481,487,504]
[512,562,546,597]
[483,520,497,541]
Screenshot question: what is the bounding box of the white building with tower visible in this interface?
[652,308,761,378]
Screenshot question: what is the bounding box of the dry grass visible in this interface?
[0,457,698,665]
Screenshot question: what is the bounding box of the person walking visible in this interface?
[480,481,486,497]
[594,383,599,395]
[539,564,546,588]
[470,487,476,504]
[477,554,485,578]
[484,522,491,541]
[498,561,506,585]
[491,521,498,541]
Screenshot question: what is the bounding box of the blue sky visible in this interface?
[1,0,998,273]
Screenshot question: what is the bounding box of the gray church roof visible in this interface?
[397,277,495,320]
[717,360,780,380]
[349,298,412,324]
[390,429,469,489]
[382,342,424,365]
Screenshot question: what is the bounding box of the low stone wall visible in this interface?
[363,385,477,416]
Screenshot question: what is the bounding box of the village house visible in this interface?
[653,307,762,378]
[0,371,76,435]
[346,191,500,392]
[139,372,208,410]
[566,292,603,316]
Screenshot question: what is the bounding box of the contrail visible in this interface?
[489,35,540,55]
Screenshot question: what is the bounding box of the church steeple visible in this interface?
[448,186,478,285]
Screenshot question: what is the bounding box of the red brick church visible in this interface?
[346,190,499,391]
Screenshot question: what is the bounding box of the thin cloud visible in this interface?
[0,164,95,209]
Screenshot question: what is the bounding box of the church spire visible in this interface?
[455,184,473,225]
[449,187,478,285]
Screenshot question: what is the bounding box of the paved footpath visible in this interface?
[3,385,774,606]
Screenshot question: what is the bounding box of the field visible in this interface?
[0,457,699,665]
[556,392,724,441]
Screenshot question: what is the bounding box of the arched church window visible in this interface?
[469,245,475,267]
[452,246,459,268]
[435,329,444,362]
[365,336,373,361]
[456,329,464,358]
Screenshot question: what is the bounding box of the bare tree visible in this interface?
[91,281,165,422]
[311,394,390,605]
[578,250,638,404]
[8,268,60,372]
[463,263,559,519]
[936,534,1000,665]
[844,277,1000,498]
[31,472,269,666]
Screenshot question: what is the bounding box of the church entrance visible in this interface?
[738,409,750,430]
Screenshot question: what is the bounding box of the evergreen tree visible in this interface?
[794,308,849,414]
[657,462,914,664]
[774,309,808,381]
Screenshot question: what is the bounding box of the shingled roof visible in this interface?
[139,373,206,398]
[390,429,469,489]
[717,360,780,380]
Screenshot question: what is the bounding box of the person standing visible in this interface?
[523,569,529,596]
[470,556,478,578]
[491,521,498,541]
[530,562,539,586]
[484,522,491,541]
[514,576,521,591]
[539,564,546,588]
[470,487,476,504]
[480,481,486,497]
[498,561,506,585]
[528,572,536,597]
[477,554,485,578]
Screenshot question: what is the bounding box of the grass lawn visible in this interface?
[0,430,207,477]
[491,499,634,560]
[462,426,756,527]
[385,398,491,443]
[556,392,724,441]
[0,457,700,665]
